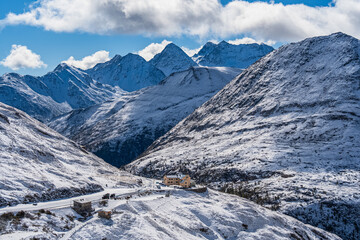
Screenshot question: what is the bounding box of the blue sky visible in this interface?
[0,0,352,76]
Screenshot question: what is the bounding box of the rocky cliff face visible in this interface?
[126,33,360,240]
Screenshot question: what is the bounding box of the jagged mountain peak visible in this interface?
[121,53,147,62]
[149,43,198,76]
[51,62,89,80]
[151,42,190,60]
[160,42,183,52]
[54,62,73,72]
[218,40,229,45]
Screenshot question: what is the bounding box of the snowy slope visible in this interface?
[0,64,119,122]
[87,54,166,91]
[69,189,339,240]
[49,67,241,167]
[0,102,131,207]
[149,43,198,76]
[127,33,360,240]
[194,41,274,68]
[0,189,340,239]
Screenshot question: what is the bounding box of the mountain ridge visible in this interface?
[0,64,118,122]
[126,32,360,240]
[193,40,274,68]
[87,53,166,91]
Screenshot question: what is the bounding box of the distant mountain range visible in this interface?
[0,42,272,122]
[126,33,360,240]
[0,64,119,122]
[49,66,242,167]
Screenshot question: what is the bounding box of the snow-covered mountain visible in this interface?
[0,102,135,207]
[49,67,242,167]
[87,53,166,91]
[194,41,274,68]
[0,64,118,122]
[0,73,71,122]
[149,43,198,76]
[41,63,118,109]
[126,33,360,240]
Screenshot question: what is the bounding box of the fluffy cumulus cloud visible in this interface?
[0,45,47,70]
[228,37,276,46]
[137,40,172,61]
[63,50,110,69]
[2,0,360,42]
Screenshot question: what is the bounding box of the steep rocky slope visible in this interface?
[194,41,274,68]
[87,54,165,91]
[0,102,129,207]
[49,67,241,167]
[127,33,360,240]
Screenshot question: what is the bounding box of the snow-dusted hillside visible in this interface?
[87,54,165,91]
[149,43,198,76]
[0,64,118,122]
[0,102,131,207]
[0,73,71,122]
[194,41,274,68]
[127,33,360,240]
[49,67,241,167]
[0,189,340,239]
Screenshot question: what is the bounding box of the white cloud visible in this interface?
[62,50,110,69]
[0,45,47,70]
[228,37,276,46]
[137,40,171,61]
[1,0,360,42]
